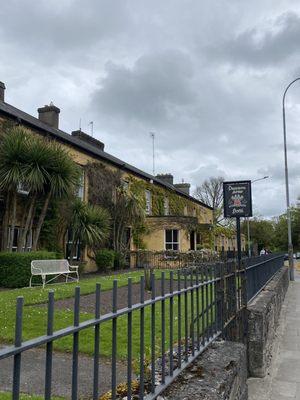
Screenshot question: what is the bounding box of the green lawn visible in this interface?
[0,270,214,359]
[0,393,63,400]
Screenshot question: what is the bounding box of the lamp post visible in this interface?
[247,176,269,257]
[283,78,300,281]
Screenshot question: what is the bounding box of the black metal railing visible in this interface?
[245,253,285,302]
[0,255,284,400]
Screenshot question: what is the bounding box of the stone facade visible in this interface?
[161,341,248,400]
[247,266,289,378]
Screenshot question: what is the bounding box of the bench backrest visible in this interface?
[31,259,70,275]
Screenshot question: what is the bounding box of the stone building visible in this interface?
[0,82,216,267]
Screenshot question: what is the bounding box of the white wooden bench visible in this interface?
[30,259,79,288]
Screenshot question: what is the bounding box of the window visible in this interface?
[193,207,196,217]
[165,229,179,251]
[121,180,129,191]
[164,197,169,216]
[77,169,85,200]
[184,206,188,216]
[17,182,30,196]
[145,190,152,215]
[7,227,32,251]
[66,229,81,261]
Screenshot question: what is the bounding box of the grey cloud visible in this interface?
[206,12,300,67]
[1,0,300,218]
[91,50,196,126]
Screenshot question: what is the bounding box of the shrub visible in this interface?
[113,251,127,270]
[0,251,59,288]
[95,249,115,272]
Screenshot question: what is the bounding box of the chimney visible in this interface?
[38,103,60,129]
[71,130,105,151]
[156,173,174,185]
[0,82,5,102]
[174,183,191,195]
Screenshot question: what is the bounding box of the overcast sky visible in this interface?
[1,0,300,217]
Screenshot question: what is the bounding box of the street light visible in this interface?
[283,78,300,281]
[247,176,270,257]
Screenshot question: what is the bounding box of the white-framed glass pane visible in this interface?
[164,197,169,216]
[145,190,152,215]
[77,168,85,200]
[165,229,179,251]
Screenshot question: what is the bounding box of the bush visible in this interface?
[113,252,127,270]
[0,251,59,288]
[95,249,115,272]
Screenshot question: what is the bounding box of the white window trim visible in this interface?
[165,229,180,251]
[145,190,152,215]
[77,168,85,200]
[164,197,169,216]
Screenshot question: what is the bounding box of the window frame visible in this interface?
[165,229,180,251]
[163,197,169,216]
[145,190,152,215]
[76,168,85,200]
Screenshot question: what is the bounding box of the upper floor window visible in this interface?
[145,190,152,215]
[121,179,129,191]
[165,229,179,251]
[193,207,197,217]
[164,197,169,216]
[184,205,188,216]
[77,169,85,200]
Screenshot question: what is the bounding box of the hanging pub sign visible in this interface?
[223,180,252,218]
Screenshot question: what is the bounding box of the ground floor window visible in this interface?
[65,229,81,261]
[190,230,195,250]
[7,226,32,251]
[165,229,179,251]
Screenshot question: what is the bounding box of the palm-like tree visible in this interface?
[0,127,29,250]
[17,137,53,251]
[31,144,80,250]
[112,188,145,252]
[68,199,110,262]
[0,126,80,252]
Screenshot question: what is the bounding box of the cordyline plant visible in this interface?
[0,125,80,252]
[65,199,111,262]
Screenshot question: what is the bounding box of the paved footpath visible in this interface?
[248,268,300,400]
[0,349,128,398]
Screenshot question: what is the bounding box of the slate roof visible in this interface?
[0,100,213,210]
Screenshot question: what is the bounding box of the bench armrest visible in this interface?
[69,265,79,271]
[31,266,43,274]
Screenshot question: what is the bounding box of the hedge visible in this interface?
[95,249,115,272]
[0,251,59,288]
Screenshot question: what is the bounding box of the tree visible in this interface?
[0,127,29,251]
[241,218,275,253]
[67,199,111,262]
[85,162,146,252]
[194,176,224,225]
[32,143,79,250]
[0,125,80,252]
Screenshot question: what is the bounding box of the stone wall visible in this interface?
[161,341,248,400]
[247,266,289,378]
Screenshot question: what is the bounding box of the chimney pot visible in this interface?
[156,173,174,185]
[71,130,105,151]
[0,81,6,102]
[38,104,60,129]
[174,183,191,195]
